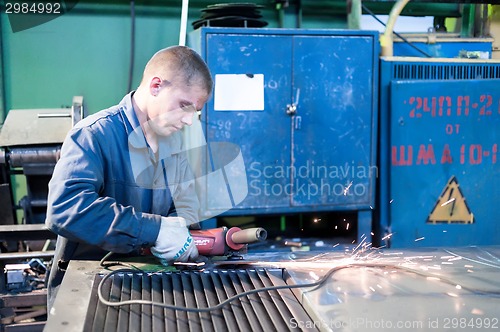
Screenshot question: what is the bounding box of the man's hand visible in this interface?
[151,216,199,266]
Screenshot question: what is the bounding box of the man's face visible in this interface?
[147,82,208,137]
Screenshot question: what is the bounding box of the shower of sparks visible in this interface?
[232,232,494,303]
[440,197,456,206]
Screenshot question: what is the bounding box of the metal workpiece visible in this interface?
[46,246,500,331]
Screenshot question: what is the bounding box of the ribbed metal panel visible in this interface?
[84,268,318,332]
[392,62,500,80]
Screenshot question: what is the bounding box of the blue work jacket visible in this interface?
[45,92,199,255]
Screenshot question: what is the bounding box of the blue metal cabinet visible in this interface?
[380,57,500,247]
[200,28,379,223]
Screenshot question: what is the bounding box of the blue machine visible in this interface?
[198,28,379,241]
[380,57,500,247]
[393,36,493,58]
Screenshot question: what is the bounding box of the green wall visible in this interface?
[2,5,200,116]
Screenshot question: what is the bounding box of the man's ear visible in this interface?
[149,77,162,96]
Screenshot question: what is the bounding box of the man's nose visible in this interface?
[181,114,193,126]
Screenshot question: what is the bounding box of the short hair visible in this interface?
[142,46,213,94]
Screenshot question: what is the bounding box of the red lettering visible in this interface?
[479,94,493,115]
[457,96,470,116]
[392,145,413,166]
[460,145,465,164]
[492,144,497,164]
[439,96,451,116]
[416,144,436,165]
[469,144,482,164]
[441,144,453,164]
[409,97,416,118]
[445,124,460,135]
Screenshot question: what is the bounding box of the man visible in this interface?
[45,45,213,309]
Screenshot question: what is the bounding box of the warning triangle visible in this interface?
[427,176,474,224]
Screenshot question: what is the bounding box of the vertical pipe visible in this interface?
[179,0,189,46]
[0,12,6,124]
[380,0,411,56]
[347,0,362,29]
[296,0,302,28]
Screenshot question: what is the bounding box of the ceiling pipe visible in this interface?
[380,0,411,56]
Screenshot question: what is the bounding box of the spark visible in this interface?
[376,284,382,289]
[369,206,373,209]
[381,233,393,241]
[426,277,441,281]
[370,232,374,236]
[313,218,321,223]
[446,292,458,298]
[346,223,350,230]
[448,256,462,262]
[332,243,339,248]
[464,264,474,268]
[309,271,320,280]
[441,262,453,265]
[414,237,425,242]
[441,256,455,259]
[389,199,394,203]
[369,286,376,292]
[441,197,456,206]
[455,285,462,290]
[353,237,367,253]
[335,225,338,230]
[343,181,353,195]
[428,265,442,270]
[471,308,484,315]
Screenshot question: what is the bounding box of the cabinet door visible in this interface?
[204,33,293,211]
[291,35,375,208]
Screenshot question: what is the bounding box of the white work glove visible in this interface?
[150,216,199,266]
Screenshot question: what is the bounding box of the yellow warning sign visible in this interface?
[427,176,474,224]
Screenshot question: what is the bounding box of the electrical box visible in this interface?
[197,28,379,238]
[380,57,500,247]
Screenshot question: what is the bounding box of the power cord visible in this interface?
[96,253,500,313]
